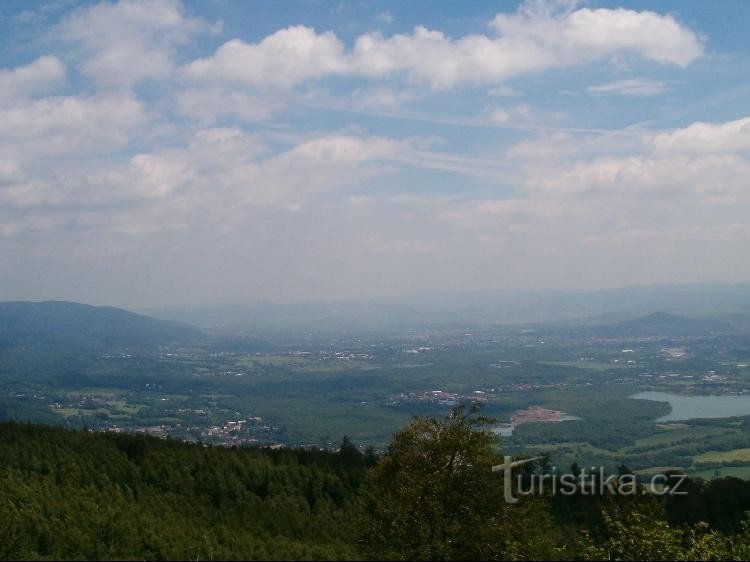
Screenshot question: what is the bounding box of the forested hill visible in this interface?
[0,301,201,350]
[3,415,750,561]
[0,421,366,560]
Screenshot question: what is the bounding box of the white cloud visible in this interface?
[0,121,465,239]
[587,78,668,97]
[240,134,419,205]
[489,109,511,124]
[511,117,750,203]
[186,26,347,89]
[651,117,750,154]
[521,153,750,202]
[0,56,65,101]
[0,70,150,211]
[186,1,702,91]
[58,0,216,87]
[0,47,157,221]
[0,93,148,157]
[114,131,425,221]
[176,87,284,123]
[3,0,746,304]
[128,127,268,201]
[431,119,748,292]
[490,3,702,68]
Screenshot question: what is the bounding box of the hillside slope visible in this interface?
[0,301,201,350]
[599,312,734,337]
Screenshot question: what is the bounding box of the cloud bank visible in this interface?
[2,0,746,306]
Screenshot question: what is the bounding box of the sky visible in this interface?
[0,0,749,309]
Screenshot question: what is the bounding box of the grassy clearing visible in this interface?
[624,426,730,450]
[635,466,684,476]
[695,448,750,463]
[655,423,690,431]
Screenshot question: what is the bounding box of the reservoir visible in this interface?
[631,391,750,421]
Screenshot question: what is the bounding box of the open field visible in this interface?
[695,448,750,463]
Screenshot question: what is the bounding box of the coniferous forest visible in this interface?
[2,407,750,561]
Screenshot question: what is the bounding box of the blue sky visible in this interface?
[1,0,749,307]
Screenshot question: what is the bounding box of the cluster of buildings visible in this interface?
[511,406,565,425]
[390,389,489,406]
[390,381,590,407]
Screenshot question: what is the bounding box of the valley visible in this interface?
[3,302,750,479]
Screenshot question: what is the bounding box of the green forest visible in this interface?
[2,405,750,561]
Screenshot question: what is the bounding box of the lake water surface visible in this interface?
[631,391,750,421]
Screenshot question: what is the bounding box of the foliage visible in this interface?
[359,404,569,560]
[2,407,750,560]
[0,422,363,560]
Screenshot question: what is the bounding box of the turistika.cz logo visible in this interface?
[492,456,688,504]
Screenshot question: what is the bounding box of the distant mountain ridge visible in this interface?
[599,312,734,337]
[0,301,201,350]
[146,282,750,333]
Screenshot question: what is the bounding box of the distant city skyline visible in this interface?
[1,0,749,308]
